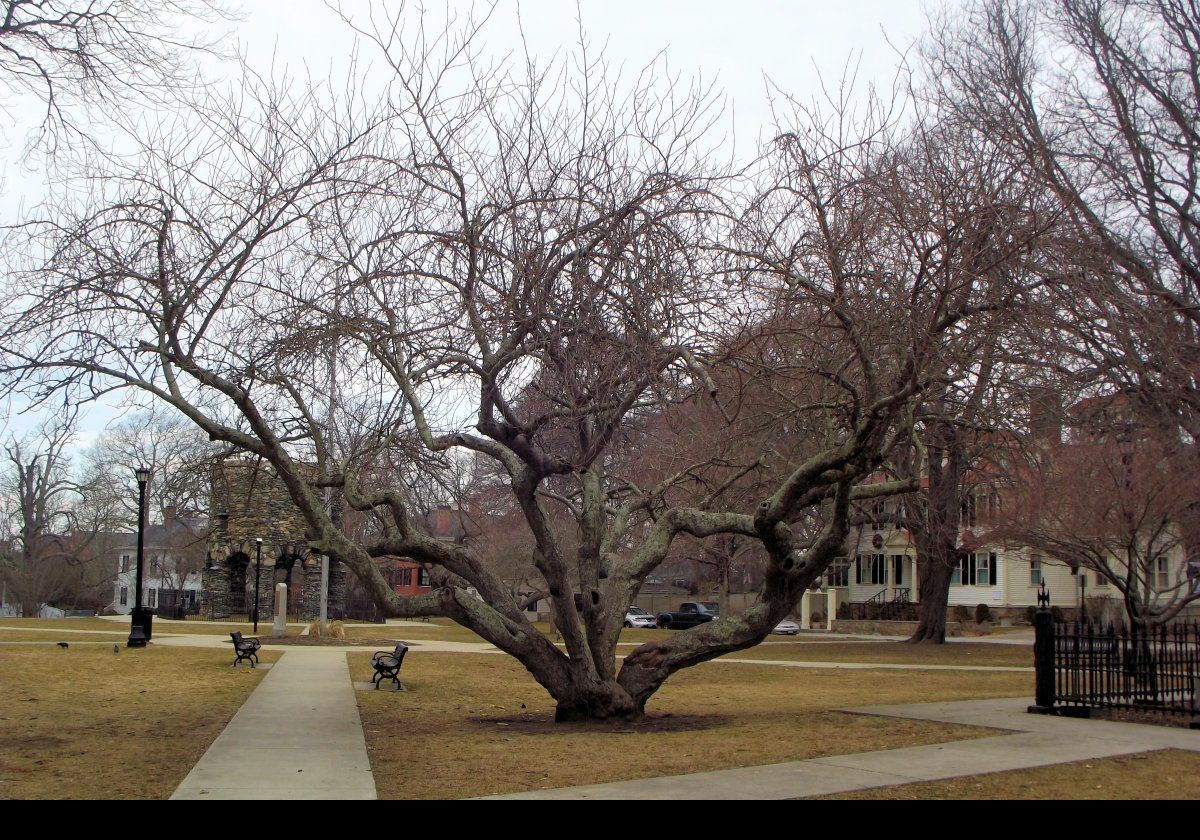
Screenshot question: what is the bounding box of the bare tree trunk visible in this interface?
[910,531,957,643]
[909,417,965,644]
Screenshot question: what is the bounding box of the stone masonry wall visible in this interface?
[203,458,348,620]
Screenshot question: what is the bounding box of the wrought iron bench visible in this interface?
[371,643,408,689]
[230,631,261,668]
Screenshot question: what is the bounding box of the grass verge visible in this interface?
[719,641,1032,668]
[820,749,1200,799]
[0,645,276,799]
[351,652,1030,799]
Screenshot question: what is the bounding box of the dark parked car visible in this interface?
[656,601,718,630]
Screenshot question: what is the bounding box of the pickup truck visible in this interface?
[656,601,718,630]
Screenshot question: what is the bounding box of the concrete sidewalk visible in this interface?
[171,649,377,800]
[482,697,1200,799]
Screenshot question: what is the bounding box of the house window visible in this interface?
[121,555,131,573]
[1030,556,1043,586]
[826,560,850,588]
[119,586,128,606]
[1153,556,1170,590]
[891,555,905,587]
[1094,572,1108,587]
[953,552,997,587]
[398,568,413,587]
[871,500,888,528]
[856,554,886,585]
[418,568,430,587]
[960,494,997,530]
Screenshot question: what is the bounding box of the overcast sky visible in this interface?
[1,0,939,455]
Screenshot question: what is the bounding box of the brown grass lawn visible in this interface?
[0,632,132,643]
[719,641,1033,668]
[350,652,1031,799]
[361,620,489,644]
[0,645,277,800]
[0,617,130,633]
[822,750,1200,799]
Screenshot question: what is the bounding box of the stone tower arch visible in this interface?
[200,457,347,621]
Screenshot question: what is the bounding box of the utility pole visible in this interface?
[319,287,341,634]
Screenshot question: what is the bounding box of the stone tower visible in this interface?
[200,458,347,621]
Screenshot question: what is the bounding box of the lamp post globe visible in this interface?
[127,466,153,648]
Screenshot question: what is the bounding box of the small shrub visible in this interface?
[951,605,970,622]
[837,602,850,620]
[1050,605,1066,623]
[864,602,881,621]
[329,620,346,639]
[974,603,992,623]
[1024,605,1037,625]
[810,612,825,628]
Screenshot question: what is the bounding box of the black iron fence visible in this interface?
[1032,611,1200,721]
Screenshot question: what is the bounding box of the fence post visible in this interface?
[1030,581,1056,714]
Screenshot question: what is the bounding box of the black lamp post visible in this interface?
[127,465,153,648]
[252,537,263,633]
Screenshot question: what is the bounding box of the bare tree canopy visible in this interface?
[0,5,1078,717]
[926,0,1200,432]
[0,405,114,614]
[0,0,233,149]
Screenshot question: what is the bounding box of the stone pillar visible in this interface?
[273,582,287,637]
[301,562,323,621]
[200,564,227,619]
[328,561,349,620]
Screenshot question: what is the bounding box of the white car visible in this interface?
[624,606,658,628]
[771,619,800,635]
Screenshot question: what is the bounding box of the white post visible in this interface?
[272,582,287,637]
[319,555,330,633]
[800,592,813,629]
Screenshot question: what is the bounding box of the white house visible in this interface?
[825,492,1200,622]
[108,507,207,616]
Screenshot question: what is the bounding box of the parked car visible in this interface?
[656,601,718,630]
[624,606,658,629]
[771,619,800,635]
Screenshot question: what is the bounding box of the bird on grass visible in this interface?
[113,645,120,655]
[56,642,69,648]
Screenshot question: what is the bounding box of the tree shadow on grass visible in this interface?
[470,712,734,734]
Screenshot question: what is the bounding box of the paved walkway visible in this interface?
[170,648,377,800]
[482,697,1200,799]
[715,657,1030,673]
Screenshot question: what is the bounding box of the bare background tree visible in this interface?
[0,0,234,153]
[926,0,1200,483]
[991,397,1200,626]
[0,406,107,614]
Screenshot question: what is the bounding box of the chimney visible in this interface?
[434,505,451,538]
[163,505,177,525]
[1029,388,1062,443]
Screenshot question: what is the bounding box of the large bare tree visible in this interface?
[1,9,1031,719]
